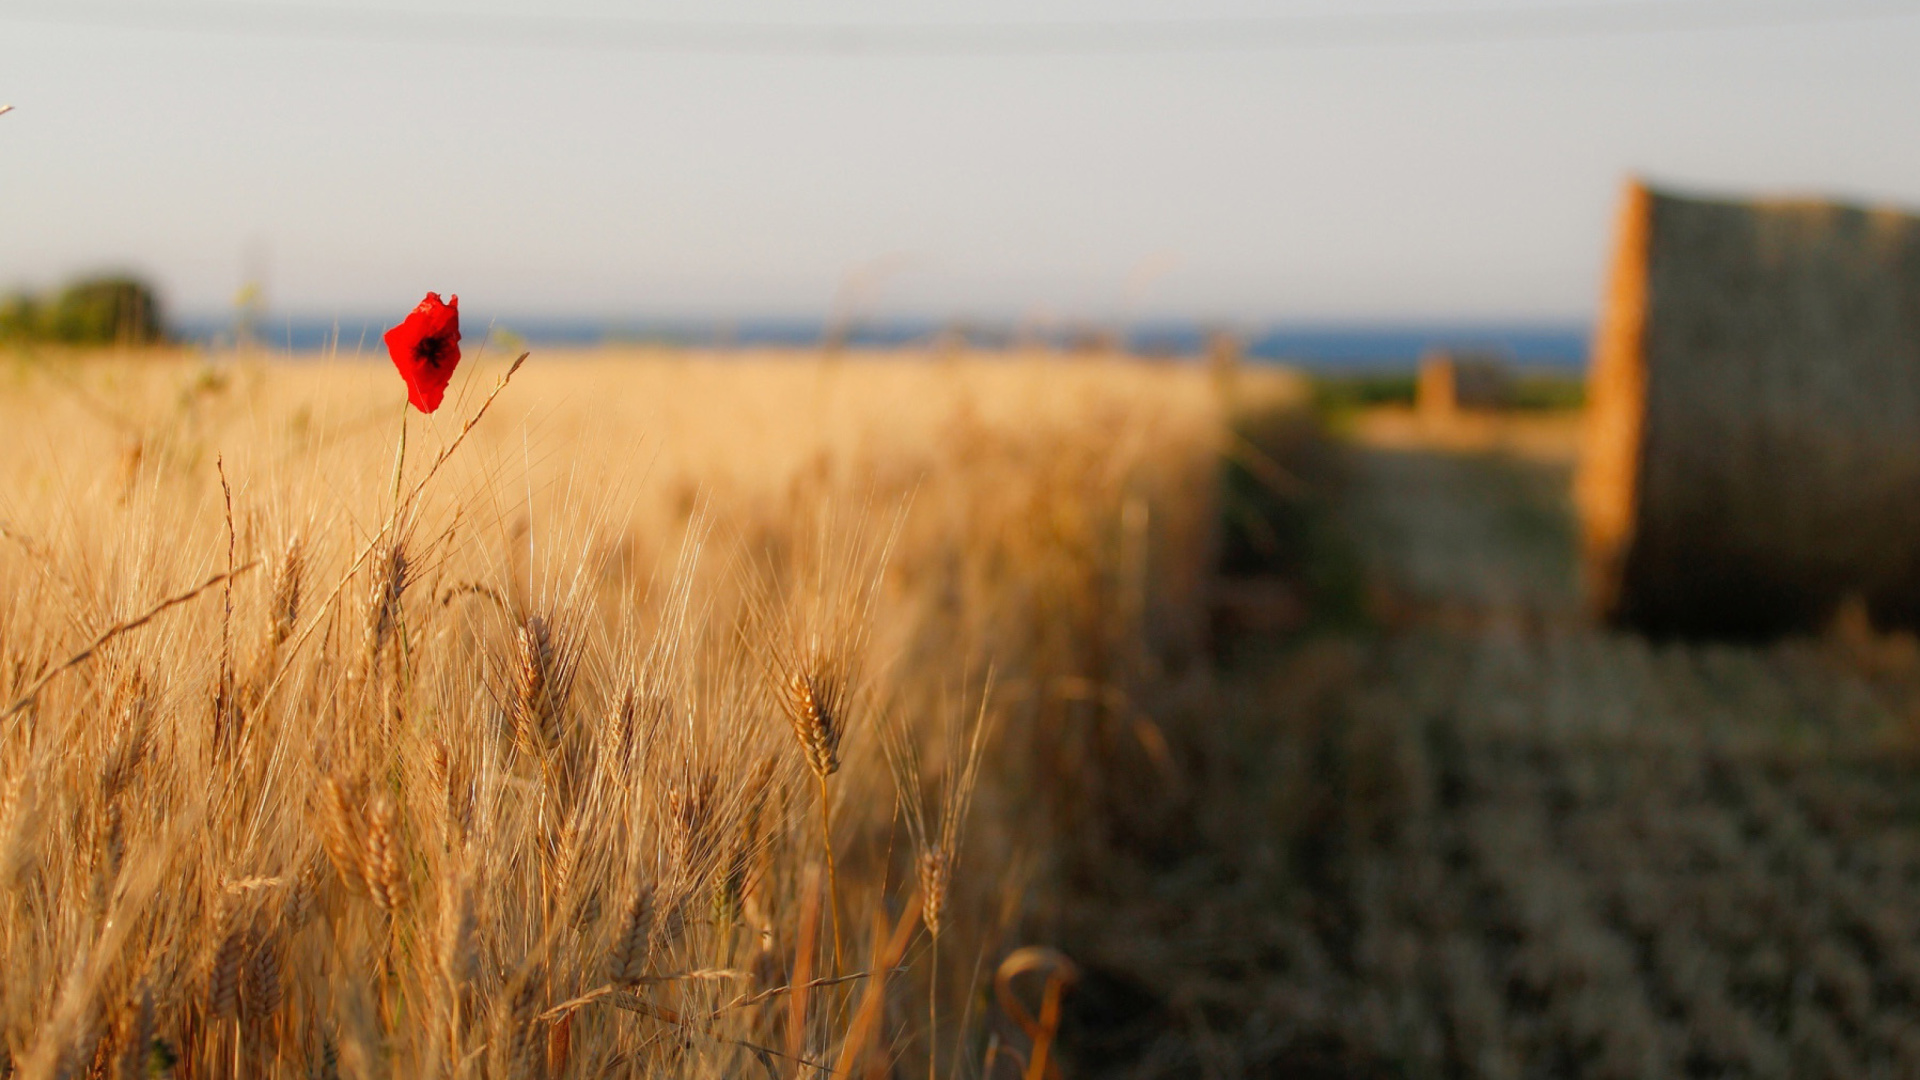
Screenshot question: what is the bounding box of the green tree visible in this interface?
[0,293,41,342]
[42,276,165,344]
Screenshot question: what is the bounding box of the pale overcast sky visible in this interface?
[2,0,1919,323]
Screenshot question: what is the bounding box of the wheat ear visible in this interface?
[781,669,844,971]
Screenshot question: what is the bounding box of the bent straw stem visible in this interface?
[3,563,260,721]
[819,771,844,975]
[388,400,408,510]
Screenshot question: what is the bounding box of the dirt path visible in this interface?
[1347,441,1579,618]
[1065,423,1920,1080]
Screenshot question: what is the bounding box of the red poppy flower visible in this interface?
[384,292,462,414]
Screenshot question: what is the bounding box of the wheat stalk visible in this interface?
[776,661,852,973]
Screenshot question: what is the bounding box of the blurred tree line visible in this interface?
[1310,368,1585,414]
[0,276,167,346]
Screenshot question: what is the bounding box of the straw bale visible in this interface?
[1577,180,1920,636]
[1417,350,1512,419]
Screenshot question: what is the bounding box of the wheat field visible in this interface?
[0,347,1294,1079]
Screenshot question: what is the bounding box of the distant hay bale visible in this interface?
[1416,349,1512,419]
[1577,180,1920,636]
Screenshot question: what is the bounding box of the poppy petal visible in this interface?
[384,292,462,414]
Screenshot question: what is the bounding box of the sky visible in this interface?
[2,0,1920,326]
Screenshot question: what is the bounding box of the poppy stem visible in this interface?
[388,401,408,511]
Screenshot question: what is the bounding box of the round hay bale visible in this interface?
[1577,180,1920,637]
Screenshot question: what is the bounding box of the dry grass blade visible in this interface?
[603,992,814,1075]
[2,561,259,721]
[993,948,1078,1080]
[788,863,822,1069]
[829,896,922,1079]
[718,970,878,1014]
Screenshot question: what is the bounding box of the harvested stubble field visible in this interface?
[0,347,1290,1079]
[1058,416,1920,1080]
